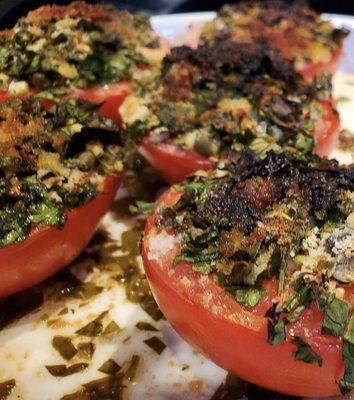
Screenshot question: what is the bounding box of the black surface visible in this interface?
[0,0,353,28]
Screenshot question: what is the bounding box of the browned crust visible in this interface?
[25,1,112,24]
[24,1,144,45]
[202,0,348,63]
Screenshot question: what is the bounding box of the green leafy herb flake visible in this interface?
[98,359,121,375]
[77,342,96,361]
[338,316,354,394]
[268,320,286,346]
[144,336,166,355]
[322,297,350,337]
[52,336,78,361]
[46,363,88,377]
[135,321,158,331]
[292,336,323,367]
[102,321,121,336]
[76,311,108,337]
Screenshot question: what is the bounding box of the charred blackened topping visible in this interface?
[164,41,298,84]
[155,150,354,389]
[201,1,348,70]
[0,1,163,91]
[120,39,333,157]
[156,150,354,391]
[0,97,123,248]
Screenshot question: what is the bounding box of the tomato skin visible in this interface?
[312,99,340,157]
[142,187,345,397]
[0,174,121,299]
[69,81,133,125]
[138,135,215,184]
[139,99,339,184]
[299,44,344,82]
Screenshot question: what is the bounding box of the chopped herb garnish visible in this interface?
[76,311,108,337]
[144,336,166,355]
[46,363,88,377]
[77,342,96,361]
[322,297,350,337]
[52,336,78,361]
[135,321,158,331]
[339,316,354,394]
[291,337,323,367]
[268,320,286,346]
[98,359,121,375]
[102,321,121,336]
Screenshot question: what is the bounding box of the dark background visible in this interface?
[0,0,354,28]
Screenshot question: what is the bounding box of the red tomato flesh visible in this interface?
[139,99,340,184]
[0,174,121,299]
[0,81,132,125]
[139,136,215,184]
[68,81,133,125]
[142,187,348,398]
[299,44,344,82]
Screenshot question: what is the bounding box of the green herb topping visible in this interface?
[121,39,335,158]
[201,1,348,72]
[154,149,353,390]
[0,97,123,247]
[0,2,163,91]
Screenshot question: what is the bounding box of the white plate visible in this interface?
[0,12,354,400]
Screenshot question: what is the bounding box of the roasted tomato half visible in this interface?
[142,150,353,397]
[139,99,340,184]
[0,174,120,299]
[118,41,341,185]
[199,1,348,82]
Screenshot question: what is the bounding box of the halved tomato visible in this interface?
[139,137,215,184]
[142,187,350,398]
[139,99,340,184]
[0,174,121,299]
[299,44,344,82]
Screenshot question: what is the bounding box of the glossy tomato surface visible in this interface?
[139,99,340,184]
[299,45,344,82]
[0,174,121,299]
[69,81,133,125]
[139,136,215,184]
[142,187,348,398]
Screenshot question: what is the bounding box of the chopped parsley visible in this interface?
[0,3,162,91]
[155,150,353,391]
[0,97,123,248]
[291,337,323,367]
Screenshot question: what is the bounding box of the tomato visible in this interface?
[0,88,33,104]
[69,81,133,125]
[0,81,132,126]
[142,187,349,398]
[139,100,340,184]
[299,44,344,82]
[0,174,121,299]
[313,99,340,157]
[139,136,215,184]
